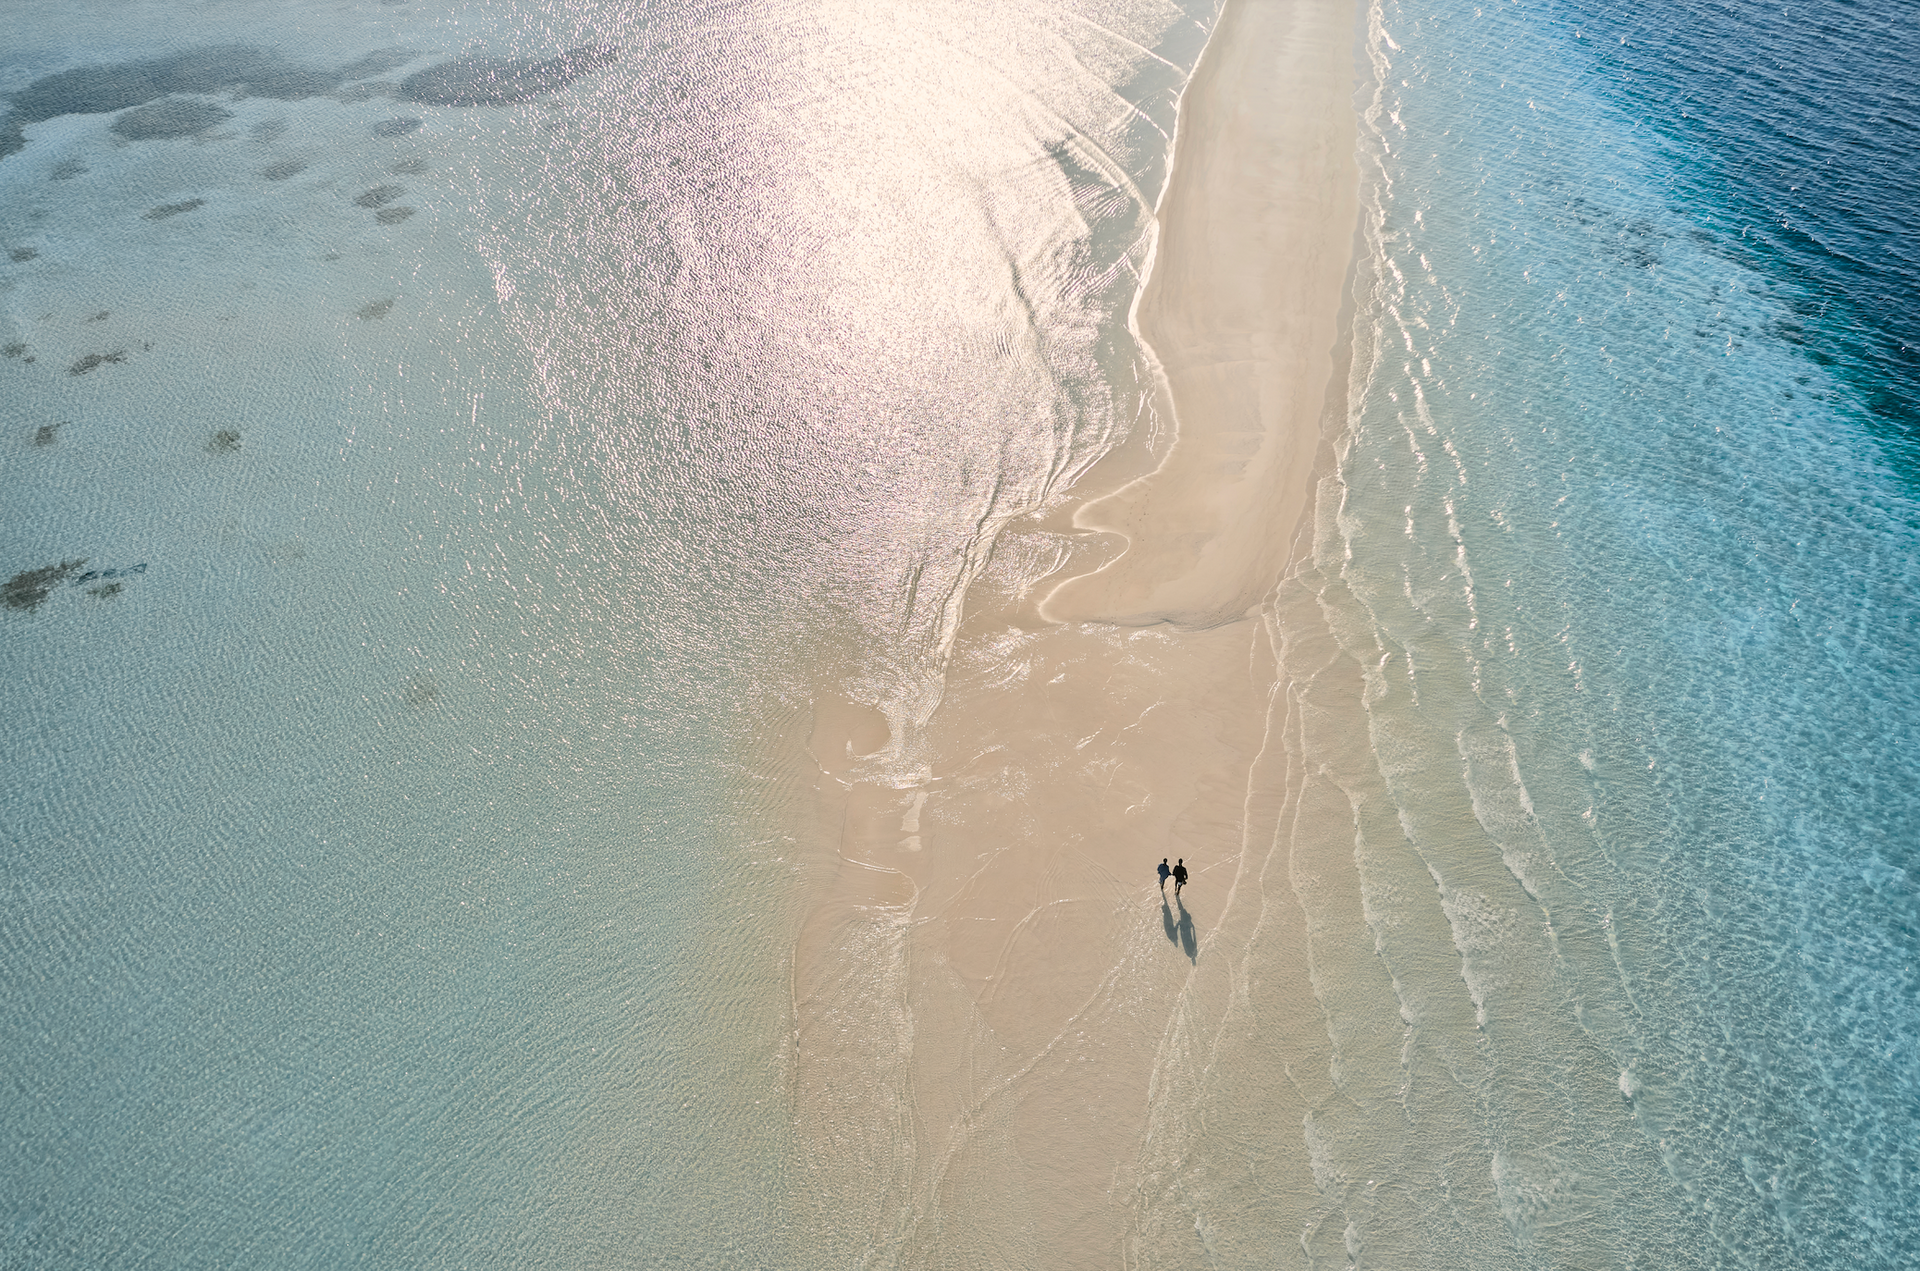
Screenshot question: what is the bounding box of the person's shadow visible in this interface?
[1161,894,1198,964]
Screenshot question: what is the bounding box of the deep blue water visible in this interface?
[1551,0,1920,458]
[1538,11,1920,1254]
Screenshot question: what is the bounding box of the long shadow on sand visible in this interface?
[1161,895,1197,964]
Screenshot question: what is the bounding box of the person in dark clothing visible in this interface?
[1173,859,1188,894]
[1157,858,1171,890]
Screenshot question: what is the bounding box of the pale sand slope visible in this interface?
[1043,0,1362,630]
[785,0,1365,1264]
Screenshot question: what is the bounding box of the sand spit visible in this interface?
[1044,0,1363,630]
[785,0,1364,1263]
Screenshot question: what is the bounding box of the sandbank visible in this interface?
[1042,0,1363,630]
[784,0,1368,1262]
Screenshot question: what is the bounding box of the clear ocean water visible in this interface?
[1269,0,1919,1261]
[3,0,1915,1267]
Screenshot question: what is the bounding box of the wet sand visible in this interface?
[784,0,1366,1261]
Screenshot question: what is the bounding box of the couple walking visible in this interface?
[1157,857,1188,896]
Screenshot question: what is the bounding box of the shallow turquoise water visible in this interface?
[0,0,1210,1264]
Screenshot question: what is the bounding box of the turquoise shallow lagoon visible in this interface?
[1,0,1210,1263]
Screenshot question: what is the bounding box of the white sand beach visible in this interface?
[785,0,1366,1260]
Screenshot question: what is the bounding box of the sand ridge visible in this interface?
[1043,0,1365,631]
[784,0,1366,1262]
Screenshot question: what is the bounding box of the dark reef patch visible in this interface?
[0,46,417,160]
[33,422,63,446]
[398,44,617,106]
[357,297,396,320]
[1,43,605,164]
[113,96,232,140]
[4,559,87,611]
[371,116,422,137]
[8,247,36,262]
[353,183,403,208]
[75,563,146,585]
[13,47,340,122]
[404,673,438,706]
[374,206,415,225]
[69,350,127,375]
[78,564,146,599]
[262,158,307,181]
[207,429,242,453]
[143,198,205,220]
[50,158,86,180]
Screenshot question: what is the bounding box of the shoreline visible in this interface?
[783,0,1367,1260]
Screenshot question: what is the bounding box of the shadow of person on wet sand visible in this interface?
[1161,896,1198,964]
